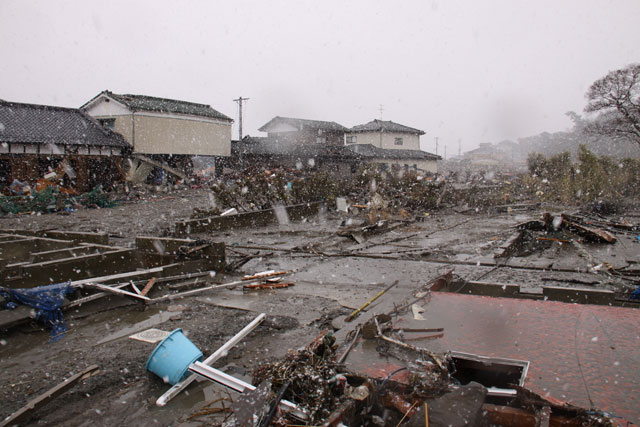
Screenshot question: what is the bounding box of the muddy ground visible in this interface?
[1,187,639,425]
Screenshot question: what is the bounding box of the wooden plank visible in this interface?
[130,281,142,295]
[140,277,157,296]
[29,245,105,263]
[67,270,214,308]
[83,283,150,301]
[562,215,616,243]
[0,365,99,427]
[69,266,168,287]
[151,277,268,302]
[132,154,187,180]
[495,230,525,258]
[243,282,294,290]
[42,230,109,245]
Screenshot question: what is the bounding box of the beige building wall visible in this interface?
[133,115,231,156]
[349,132,380,147]
[113,115,134,142]
[347,132,420,150]
[92,114,134,142]
[93,114,230,156]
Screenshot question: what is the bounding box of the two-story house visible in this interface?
[257,116,349,147]
[346,119,439,173]
[82,91,233,157]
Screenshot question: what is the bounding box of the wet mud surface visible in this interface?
[1,188,639,425]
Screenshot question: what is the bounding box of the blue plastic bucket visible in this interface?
[146,329,203,385]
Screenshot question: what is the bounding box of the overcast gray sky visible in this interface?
[1,0,639,154]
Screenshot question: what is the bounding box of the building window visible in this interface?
[394,137,403,146]
[346,135,357,144]
[98,118,115,130]
[316,137,327,144]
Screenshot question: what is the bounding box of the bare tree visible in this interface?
[584,63,640,145]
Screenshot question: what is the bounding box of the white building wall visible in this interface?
[346,131,420,150]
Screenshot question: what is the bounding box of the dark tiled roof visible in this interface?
[84,91,233,122]
[350,119,425,135]
[0,100,130,147]
[233,137,439,161]
[258,116,349,132]
[234,136,359,158]
[346,144,439,160]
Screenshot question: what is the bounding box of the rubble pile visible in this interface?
[208,168,339,216]
[0,185,116,215]
[204,165,546,222]
[207,166,446,218]
[252,332,340,423]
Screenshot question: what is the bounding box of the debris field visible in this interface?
[1,181,639,426]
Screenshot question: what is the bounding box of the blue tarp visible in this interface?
[0,282,73,341]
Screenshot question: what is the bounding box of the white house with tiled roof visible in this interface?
[346,119,439,173]
[81,91,233,156]
[346,119,425,151]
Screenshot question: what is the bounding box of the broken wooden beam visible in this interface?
[242,282,294,290]
[83,283,151,301]
[140,277,157,296]
[151,274,290,302]
[241,270,287,280]
[0,365,99,427]
[345,280,399,322]
[132,153,187,180]
[563,218,617,243]
[494,230,526,258]
[69,266,168,287]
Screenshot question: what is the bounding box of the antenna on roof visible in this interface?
[378,104,384,120]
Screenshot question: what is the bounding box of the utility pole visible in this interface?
[458,139,461,157]
[379,104,384,120]
[233,96,249,164]
[444,144,447,160]
[434,136,439,156]
[233,96,249,141]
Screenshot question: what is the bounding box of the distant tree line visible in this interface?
[525,145,640,204]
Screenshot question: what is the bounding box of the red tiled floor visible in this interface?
[347,293,640,423]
